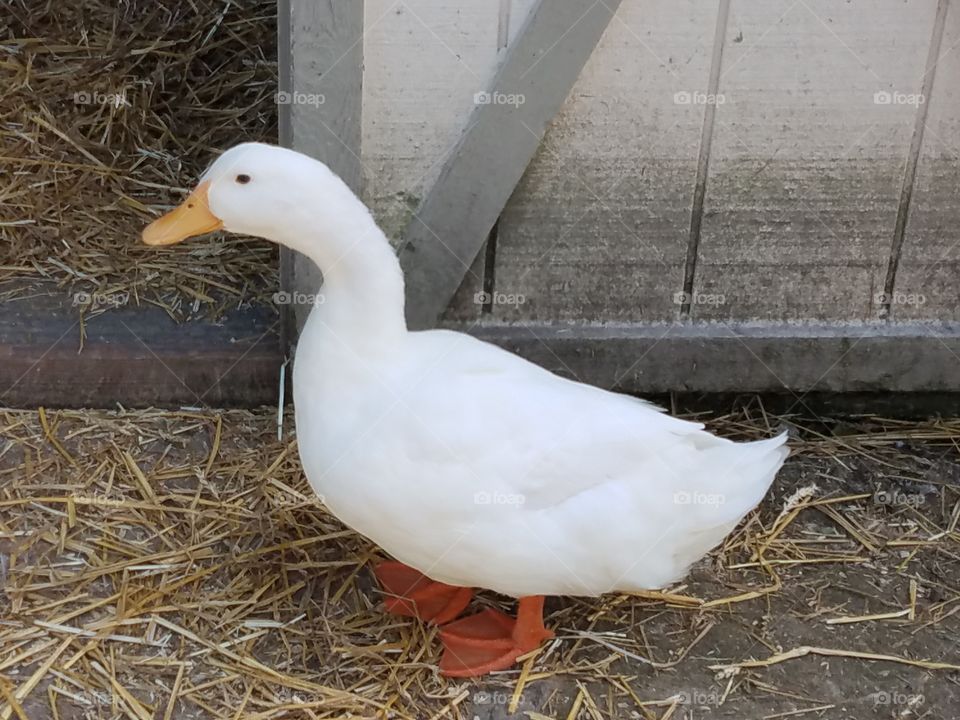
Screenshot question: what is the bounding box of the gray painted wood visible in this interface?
[282,0,364,331]
[880,0,950,319]
[693,0,937,322]
[362,0,527,242]
[278,0,960,397]
[362,0,538,324]
[396,0,625,329]
[441,232,490,323]
[892,0,960,321]
[493,0,721,324]
[277,0,294,349]
[465,321,960,393]
[680,0,731,317]
[0,291,280,408]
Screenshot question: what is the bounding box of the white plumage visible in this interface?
[148,142,789,600]
[296,315,788,597]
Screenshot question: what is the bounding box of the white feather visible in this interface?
[197,142,790,599]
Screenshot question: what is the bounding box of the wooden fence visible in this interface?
[281,0,960,396]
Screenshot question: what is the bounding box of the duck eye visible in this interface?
[236,174,251,184]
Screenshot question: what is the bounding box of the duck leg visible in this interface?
[438,595,554,677]
[374,561,473,624]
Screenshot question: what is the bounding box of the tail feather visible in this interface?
[677,430,789,533]
[666,431,789,579]
[715,430,788,522]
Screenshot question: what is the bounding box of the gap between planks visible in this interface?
[880,0,952,318]
[680,0,732,318]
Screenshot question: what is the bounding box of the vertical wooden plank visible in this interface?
[879,0,949,319]
[284,0,364,330]
[891,0,959,320]
[692,0,937,321]
[363,0,514,323]
[363,1,510,240]
[369,0,620,330]
[679,0,731,318]
[491,0,719,323]
[277,0,294,349]
[389,0,624,329]
[443,0,542,323]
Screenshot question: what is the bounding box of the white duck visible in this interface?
[143,142,789,677]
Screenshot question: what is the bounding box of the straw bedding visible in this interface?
[2,407,958,719]
[0,0,279,313]
[2,4,960,719]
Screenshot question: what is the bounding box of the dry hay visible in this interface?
[1,408,959,719]
[0,0,279,315]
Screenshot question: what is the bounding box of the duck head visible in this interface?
[142,142,372,259]
[142,142,408,338]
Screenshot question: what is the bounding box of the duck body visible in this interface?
[295,302,788,598]
[143,142,789,674]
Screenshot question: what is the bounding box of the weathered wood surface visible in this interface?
[363,0,534,324]
[469,322,960,393]
[283,0,364,330]
[363,1,531,238]
[277,0,294,347]
[894,0,959,321]
[391,0,626,329]
[0,291,281,408]
[319,0,957,331]
[281,0,960,399]
[692,0,938,322]
[492,0,721,323]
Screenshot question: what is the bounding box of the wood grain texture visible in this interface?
[286,0,364,330]
[465,321,960,394]
[693,0,937,321]
[362,0,510,240]
[442,0,543,323]
[0,292,280,408]
[363,0,525,324]
[892,0,960,321]
[393,0,625,329]
[277,0,294,349]
[492,0,720,323]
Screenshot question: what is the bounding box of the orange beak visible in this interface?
[142,181,223,246]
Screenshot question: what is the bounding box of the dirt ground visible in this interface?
[1,408,958,719]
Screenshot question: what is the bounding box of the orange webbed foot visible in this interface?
[374,561,472,625]
[438,596,554,677]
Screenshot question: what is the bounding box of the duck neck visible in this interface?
[276,186,408,351]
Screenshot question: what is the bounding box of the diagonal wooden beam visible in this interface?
[398,0,624,330]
